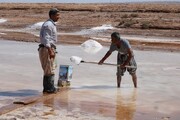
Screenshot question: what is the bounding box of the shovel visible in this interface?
[81,60,136,68]
[70,56,136,68]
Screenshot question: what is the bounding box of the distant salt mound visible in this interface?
[74,24,114,35]
[91,24,114,31]
[0,18,7,23]
[81,39,103,54]
[27,22,44,30]
[0,33,6,35]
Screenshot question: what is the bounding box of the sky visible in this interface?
[0,0,179,3]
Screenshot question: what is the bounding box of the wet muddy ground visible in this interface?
[0,3,180,52]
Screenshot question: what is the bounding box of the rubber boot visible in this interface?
[49,74,56,92]
[43,75,54,93]
[43,75,48,93]
[44,74,58,94]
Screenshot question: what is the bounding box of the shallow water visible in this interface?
[0,0,180,3]
[0,40,180,119]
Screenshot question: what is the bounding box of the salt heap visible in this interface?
[80,39,103,54]
[91,24,114,31]
[74,24,114,35]
[0,18,7,23]
[0,19,7,35]
[27,22,44,30]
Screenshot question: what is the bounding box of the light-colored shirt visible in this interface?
[40,19,57,47]
[109,39,131,55]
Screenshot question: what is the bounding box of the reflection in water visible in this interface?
[38,88,137,119]
[54,89,70,109]
[42,94,56,116]
[42,88,70,116]
[116,89,137,120]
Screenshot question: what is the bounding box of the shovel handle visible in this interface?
[81,61,136,68]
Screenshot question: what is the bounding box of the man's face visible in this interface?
[51,13,60,22]
[111,36,119,45]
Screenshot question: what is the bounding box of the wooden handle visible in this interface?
[81,61,136,68]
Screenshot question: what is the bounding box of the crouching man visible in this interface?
[98,32,137,88]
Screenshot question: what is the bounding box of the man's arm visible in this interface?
[98,51,112,65]
[121,48,133,67]
[43,24,55,59]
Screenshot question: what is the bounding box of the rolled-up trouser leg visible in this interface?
[117,53,126,88]
[117,53,126,76]
[117,52,137,88]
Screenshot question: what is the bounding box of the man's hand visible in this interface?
[120,64,126,68]
[47,47,55,59]
[98,51,112,65]
[49,51,55,59]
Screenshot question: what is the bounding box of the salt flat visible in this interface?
[0,40,180,120]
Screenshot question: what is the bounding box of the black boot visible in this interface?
[43,76,48,93]
[49,74,56,92]
[44,74,58,94]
